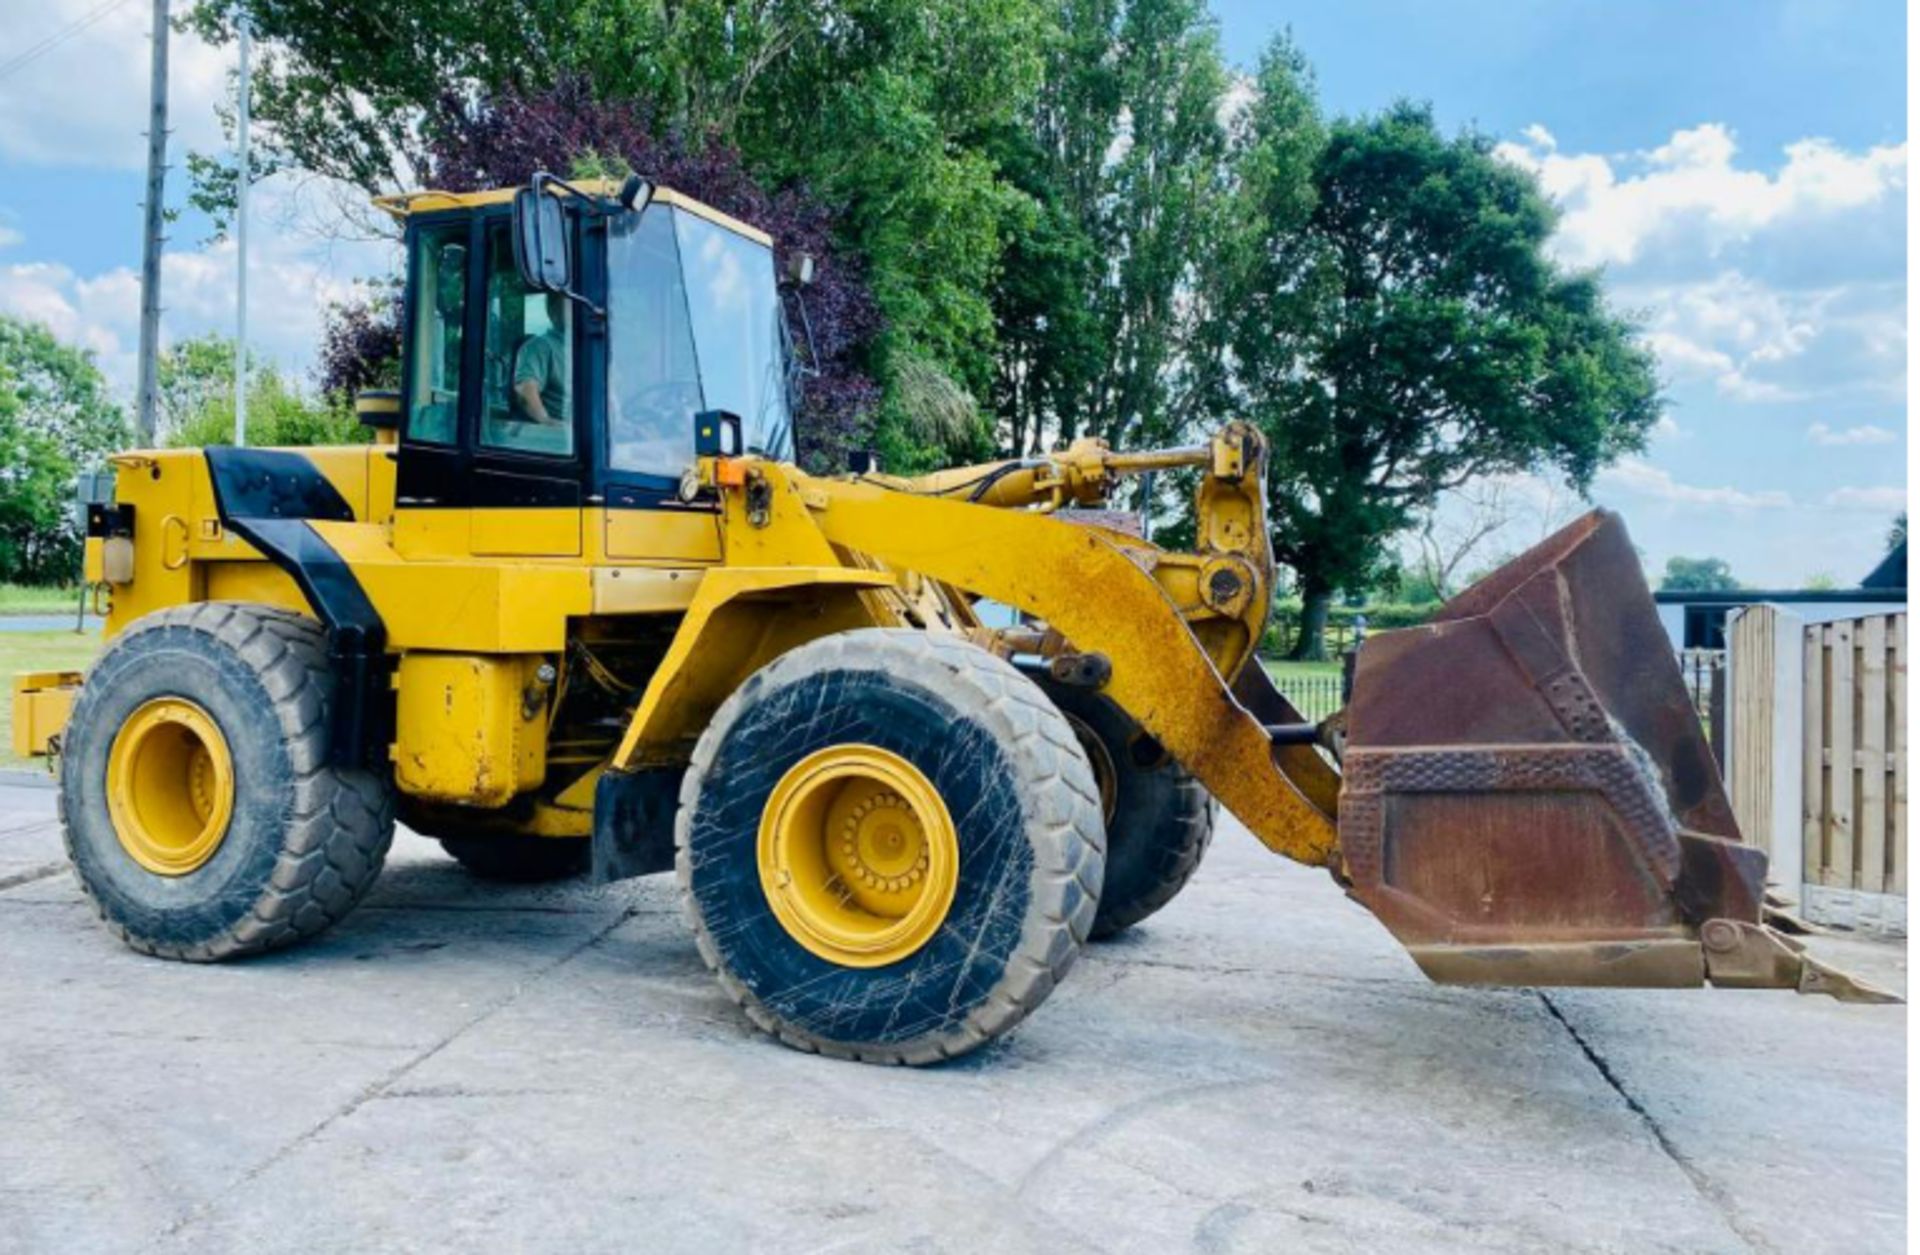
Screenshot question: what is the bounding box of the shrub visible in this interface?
[1260,600,1437,656]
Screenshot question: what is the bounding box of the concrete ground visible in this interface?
[0,775,1904,1254]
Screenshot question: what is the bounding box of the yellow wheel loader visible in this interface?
[11,174,1892,1064]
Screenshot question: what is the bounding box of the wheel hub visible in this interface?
[759,745,959,968]
[831,789,931,896]
[106,697,235,876]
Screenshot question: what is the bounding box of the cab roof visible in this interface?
[371,180,774,248]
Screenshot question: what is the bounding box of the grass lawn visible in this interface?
[1262,657,1345,679]
[0,583,85,616]
[0,629,100,770]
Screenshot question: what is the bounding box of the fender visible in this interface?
[203,447,390,768]
[610,566,902,770]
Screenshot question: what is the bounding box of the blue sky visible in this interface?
[0,0,1906,588]
[1213,0,1909,589]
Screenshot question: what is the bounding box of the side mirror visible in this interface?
[785,251,816,287]
[618,174,653,210]
[512,187,571,292]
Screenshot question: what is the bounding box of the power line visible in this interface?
[0,0,141,84]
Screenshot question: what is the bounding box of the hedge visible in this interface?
[1259,600,1438,656]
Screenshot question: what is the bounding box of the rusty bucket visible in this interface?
[1337,510,1893,1001]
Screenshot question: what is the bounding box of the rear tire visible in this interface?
[58,603,394,961]
[439,834,588,883]
[677,630,1105,1064]
[1032,676,1215,939]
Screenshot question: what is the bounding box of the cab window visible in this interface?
[606,209,702,477]
[674,209,794,461]
[406,224,465,445]
[480,222,575,458]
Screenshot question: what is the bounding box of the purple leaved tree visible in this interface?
[317,282,404,400]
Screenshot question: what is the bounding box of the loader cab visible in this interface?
[390,180,797,563]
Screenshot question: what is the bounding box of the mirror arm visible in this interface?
[790,291,821,380]
[558,287,606,321]
[532,171,630,218]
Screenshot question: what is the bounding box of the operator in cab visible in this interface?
[512,292,570,426]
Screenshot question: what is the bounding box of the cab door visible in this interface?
[394,212,470,557]
[468,216,584,557]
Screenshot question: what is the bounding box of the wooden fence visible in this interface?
[1725,605,1906,931]
[1802,613,1906,897]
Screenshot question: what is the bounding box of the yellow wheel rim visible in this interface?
[106,697,236,876]
[758,745,959,968]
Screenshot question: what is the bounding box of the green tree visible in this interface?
[1210,79,1660,658]
[737,0,1051,467]
[1659,555,1740,593]
[158,334,365,449]
[156,333,240,438]
[1889,511,1906,551]
[1087,0,1230,450]
[0,317,128,583]
[1186,31,1318,451]
[1803,571,1839,591]
[984,131,1106,456]
[996,0,1232,456]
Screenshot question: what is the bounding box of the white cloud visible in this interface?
[0,1,232,170]
[0,225,19,249]
[1497,122,1907,269]
[1595,457,1793,510]
[1808,421,1898,446]
[0,174,397,395]
[1494,121,1904,588]
[1519,123,1556,152]
[1651,413,1684,440]
[1823,486,1907,512]
[1630,270,1826,400]
[1623,269,1904,404]
[1643,330,1735,378]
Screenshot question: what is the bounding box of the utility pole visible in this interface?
[233,17,251,447]
[133,0,170,446]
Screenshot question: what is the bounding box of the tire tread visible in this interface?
[674,628,1105,1064]
[59,602,393,961]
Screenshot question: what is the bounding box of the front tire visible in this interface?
[677,630,1105,1064]
[59,603,394,960]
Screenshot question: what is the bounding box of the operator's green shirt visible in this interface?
[513,331,569,421]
